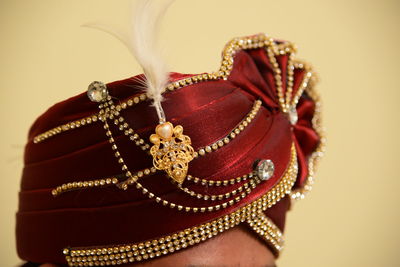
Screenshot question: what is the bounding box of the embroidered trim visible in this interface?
[63,186,288,266]
[246,212,284,253]
[290,61,325,201]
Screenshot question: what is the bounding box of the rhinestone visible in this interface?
[255,159,274,181]
[288,105,298,125]
[87,81,108,102]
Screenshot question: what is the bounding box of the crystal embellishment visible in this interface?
[288,105,298,125]
[256,159,275,181]
[87,81,108,102]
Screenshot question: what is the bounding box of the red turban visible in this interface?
[17,34,324,266]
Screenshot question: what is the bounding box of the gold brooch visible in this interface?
[149,122,195,184]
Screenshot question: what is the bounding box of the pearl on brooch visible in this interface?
[155,122,174,140]
[150,122,195,184]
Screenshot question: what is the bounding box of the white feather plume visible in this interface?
[83,0,173,123]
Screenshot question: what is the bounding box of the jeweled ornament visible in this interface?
[149,122,195,183]
[288,105,298,125]
[87,81,108,102]
[256,159,275,181]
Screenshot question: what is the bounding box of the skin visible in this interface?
[40,225,276,267]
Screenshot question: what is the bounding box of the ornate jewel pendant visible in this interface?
[149,122,195,184]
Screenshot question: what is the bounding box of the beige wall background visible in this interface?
[1,0,399,266]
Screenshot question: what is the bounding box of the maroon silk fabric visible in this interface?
[17,47,319,264]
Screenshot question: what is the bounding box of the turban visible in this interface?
[17,33,324,266]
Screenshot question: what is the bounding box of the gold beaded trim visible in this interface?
[186,171,253,187]
[33,94,148,144]
[195,100,262,157]
[290,62,325,201]
[105,99,261,157]
[52,166,259,201]
[51,116,297,212]
[53,169,260,205]
[290,61,313,107]
[108,109,150,151]
[285,53,295,113]
[177,174,261,201]
[116,167,157,190]
[51,177,120,196]
[33,34,300,143]
[103,108,298,213]
[51,166,159,196]
[117,161,259,193]
[266,45,286,112]
[246,212,284,252]
[63,189,287,266]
